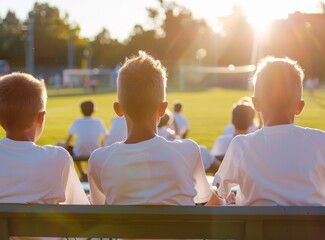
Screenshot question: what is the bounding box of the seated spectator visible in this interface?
[223,96,259,135]
[88,51,224,206]
[104,116,127,146]
[169,101,190,138]
[58,100,107,181]
[200,145,221,174]
[158,109,179,141]
[213,56,325,206]
[211,101,255,159]
[0,73,88,210]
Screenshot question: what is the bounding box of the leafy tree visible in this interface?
[24,2,87,68]
[0,11,25,66]
[91,28,124,68]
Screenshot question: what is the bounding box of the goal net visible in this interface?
[62,68,118,89]
[178,64,256,90]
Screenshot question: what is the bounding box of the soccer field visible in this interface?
[1,87,325,150]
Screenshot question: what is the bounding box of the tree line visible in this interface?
[0,1,325,80]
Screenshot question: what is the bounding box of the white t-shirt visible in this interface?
[170,112,189,137]
[88,136,212,205]
[200,145,215,170]
[69,116,107,157]
[104,116,127,146]
[158,127,177,141]
[0,138,89,240]
[210,134,233,157]
[213,124,325,206]
[223,122,258,136]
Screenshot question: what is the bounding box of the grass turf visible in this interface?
[1,86,325,151]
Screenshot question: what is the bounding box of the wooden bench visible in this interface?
[1,204,325,240]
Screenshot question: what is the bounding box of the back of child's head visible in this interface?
[253,56,304,111]
[0,72,47,131]
[80,100,94,116]
[232,102,255,131]
[117,51,167,121]
[173,102,183,113]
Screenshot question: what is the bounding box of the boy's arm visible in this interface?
[64,134,73,149]
[62,156,89,204]
[88,154,106,204]
[182,129,189,139]
[212,139,241,199]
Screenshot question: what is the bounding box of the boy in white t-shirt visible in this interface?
[169,101,190,138]
[0,73,89,240]
[213,56,325,206]
[157,109,179,141]
[59,100,107,181]
[88,51,223,206]
[104,116,127,146]
[211,101,256,160]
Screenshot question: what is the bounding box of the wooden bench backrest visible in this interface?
[0,204,325,240]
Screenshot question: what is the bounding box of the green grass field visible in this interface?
[1,86,325,151]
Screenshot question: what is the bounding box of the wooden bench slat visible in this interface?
[1,204,325,239]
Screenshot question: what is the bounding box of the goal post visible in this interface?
[62,68,117,89]
[178,64,256,90]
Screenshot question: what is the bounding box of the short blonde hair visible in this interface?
[253,56,304,110]
[117,51,167,121]
[0,72,47,131]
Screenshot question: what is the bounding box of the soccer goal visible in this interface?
[178,64,256,90]
[62,68,118,89]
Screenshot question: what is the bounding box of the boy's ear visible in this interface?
[251,96,261,112]
[158,101,168,117]
[37,111,46,126]
[113,102,124,117]
[295,99,305,115]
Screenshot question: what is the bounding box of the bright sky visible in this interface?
[1,0,323,41]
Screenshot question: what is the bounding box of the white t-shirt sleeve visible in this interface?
[68,120,78,135]
[193,147,213,203]
[199,146,214,170]
[210,136,231,157]
[213,138,241,199]
[61,155,89,204]
[99,120,108,136]
[88,150,106,204]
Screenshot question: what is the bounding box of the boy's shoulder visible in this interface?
[89,142,120,159]
[40,144,72,158]
[216,134,233,142]
[164,138,201,154]
[295,125,325,140]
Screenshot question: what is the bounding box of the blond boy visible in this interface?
[0,72,89,239]
[213,57,325,206]
[88,51,223,205]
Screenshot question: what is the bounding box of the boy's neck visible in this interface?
[6,130,36,142]
[261,112,295,127]
[124,117,157,144]
[234,129,248,136]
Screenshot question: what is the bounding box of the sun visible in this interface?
[240,1,290,36]
[247,13,273,36]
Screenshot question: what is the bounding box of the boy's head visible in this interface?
[115,51,167,121]
[252,56,304,115]
[232,102,255,131]
[173,101,183,113]
[0,72,47,132]
[81,100,94,116]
